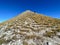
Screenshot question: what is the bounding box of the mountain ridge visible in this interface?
[1,10,60,27]
[0,10,60,45]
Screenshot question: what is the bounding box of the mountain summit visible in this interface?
[23,10,34,13]
[0,10,60,45]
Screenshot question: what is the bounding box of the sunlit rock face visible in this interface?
[0,10,60,45]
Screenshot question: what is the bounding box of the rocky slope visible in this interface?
[0,10,60,45]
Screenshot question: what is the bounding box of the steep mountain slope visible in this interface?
[0,10,60,45]
[2,10,60,27]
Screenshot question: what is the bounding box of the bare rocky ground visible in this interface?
[0,10,60,45]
